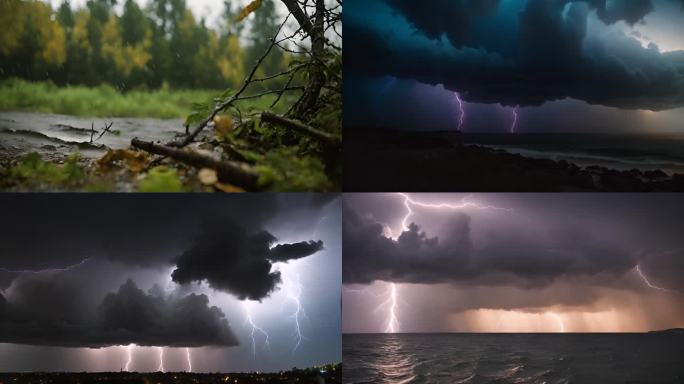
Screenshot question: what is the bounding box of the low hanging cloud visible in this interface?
[171,217,324,301]
[0,278,238,348]
[342,203,636,287]
[345,0,684,111]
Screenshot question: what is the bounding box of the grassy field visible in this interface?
[0,78,285,119]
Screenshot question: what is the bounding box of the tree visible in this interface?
[245,0,285,83]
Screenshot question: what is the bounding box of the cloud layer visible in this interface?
[345,0,684,111]
[0,278,237,348]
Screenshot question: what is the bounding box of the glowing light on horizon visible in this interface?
[510,106,519,133]
[185,348,192,372]
[454,92,466,131]
[636,264,673,292]
[0,258,92,274]
[243,302,270,358]
[158,347,164,372]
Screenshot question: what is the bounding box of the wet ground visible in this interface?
[0,111,184,164]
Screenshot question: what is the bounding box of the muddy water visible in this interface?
[0,111,185,162]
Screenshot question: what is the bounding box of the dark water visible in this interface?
[461,133,684,175]
[343,333,684,384]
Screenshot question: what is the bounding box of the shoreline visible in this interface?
[344,130,684,191]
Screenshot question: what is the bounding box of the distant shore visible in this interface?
[344,130,684,191]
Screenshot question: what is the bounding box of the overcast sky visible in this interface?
[343,193,684,333]
[0,194,341,372]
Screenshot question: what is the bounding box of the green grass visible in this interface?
[0,78,286,119]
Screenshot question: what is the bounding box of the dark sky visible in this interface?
[345,0,684,133]
[342,193,684,333]
[0,194,341,372]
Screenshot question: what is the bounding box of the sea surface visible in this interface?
[343,333,684,384]
[461,133,684,175]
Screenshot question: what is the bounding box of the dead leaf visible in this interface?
[97,149,149,173]
[198,168,218,185]
[236,0,262,22]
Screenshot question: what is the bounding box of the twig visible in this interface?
[261,112,340,147]
[131,139,260,190]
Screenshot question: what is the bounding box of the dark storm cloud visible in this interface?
[268,241,325,263]
[0,194,330,299]
[97,279,238,347]
[171,217,324,301]
[345,0,684,111]
[0,277,237,348]
[341,199,678,288]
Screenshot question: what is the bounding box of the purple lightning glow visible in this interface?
[0,258,92,274]
[454,92,465,130]
[510,106,519,134]
[635,264,673,292]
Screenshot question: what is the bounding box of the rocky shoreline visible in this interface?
[344,130,684,191]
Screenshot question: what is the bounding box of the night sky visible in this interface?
[0,194,341,372]
[342,193,684,333]
[345,0,684,133]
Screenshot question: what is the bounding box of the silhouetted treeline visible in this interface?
[0,0,291,90]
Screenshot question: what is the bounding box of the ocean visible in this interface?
[461,133,684,176]
[343,333,684,384]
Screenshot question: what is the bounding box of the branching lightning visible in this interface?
[635,264,673,292]
[158,347,164,372]
[185,348,192,372]
[0,258,92,274]
[454,92,466,131]
[243,301,270,358]
[358,193,511,333]
[396,192,513,236]
[283,270,307,352]
[510,106,519,134]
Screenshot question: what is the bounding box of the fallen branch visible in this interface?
[260,112,341,147]
[131,139,260,191]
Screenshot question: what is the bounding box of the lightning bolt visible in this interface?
[243,301,270,358]
[383,283,399,333]
[454,92,466,131]
[510,106,519,134]
[396,192,512,236]
[124,344,134,372]
[284,271,307,352]
[0,258,92,274]
[185,348,192,372]
[371,193,511,333]
[158,347,164,372]
[635,264,673,292]
[551,313,565,333]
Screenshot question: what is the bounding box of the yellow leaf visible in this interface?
[198,168,218,185]
[235,0,262,22]
[213,115,234,140]
[97,149,149,173]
